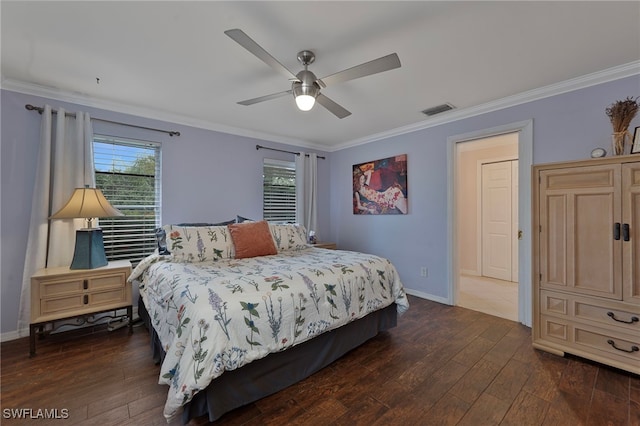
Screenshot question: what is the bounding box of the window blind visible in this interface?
[263,159,296,223]
[93,136,161,264]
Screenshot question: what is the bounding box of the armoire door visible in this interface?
[622,162,640,304]
[539,164,622,299]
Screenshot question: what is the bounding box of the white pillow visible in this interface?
[164,225,235,262]
[269,223,308,252]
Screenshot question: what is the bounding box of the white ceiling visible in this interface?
[2,1,639,150]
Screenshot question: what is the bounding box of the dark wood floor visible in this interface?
[1,295,638,425]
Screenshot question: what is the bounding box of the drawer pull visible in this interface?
[607,311,639,324]
[606,339,639,354]
[83,295,88,305]
[83,280,88,290]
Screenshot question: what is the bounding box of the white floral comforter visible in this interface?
[130,247,409,419]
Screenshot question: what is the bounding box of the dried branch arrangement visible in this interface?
[606,96,639,132]
[606,96,639,154]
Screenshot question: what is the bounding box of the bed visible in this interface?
[130,221,409,423]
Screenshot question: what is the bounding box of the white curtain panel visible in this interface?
[17,106,94,331]
[295,152,317,236]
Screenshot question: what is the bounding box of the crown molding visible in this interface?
[3,60,638,153]
[333,60,640,151]
[0,78,328,152]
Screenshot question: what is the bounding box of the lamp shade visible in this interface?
[50,187,123,221]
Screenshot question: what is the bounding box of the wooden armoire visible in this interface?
[532,156,639,374]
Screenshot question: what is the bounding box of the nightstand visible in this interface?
[30,260,132,356]
[312,242,337,250]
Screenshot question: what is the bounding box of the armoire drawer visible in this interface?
[575,300,639,333]
[538,314,640,374]
[573,326,639,364]
[540,289,639,333]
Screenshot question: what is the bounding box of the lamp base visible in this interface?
[70,229,108,270]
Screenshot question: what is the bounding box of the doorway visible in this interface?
[455,135,518,321]
[447,120,533,326]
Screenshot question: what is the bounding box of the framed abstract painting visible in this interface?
[353,154,408,215]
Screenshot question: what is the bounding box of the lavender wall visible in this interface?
[2,75,638,337]
[0,90,330,336]
[327,75,640,300]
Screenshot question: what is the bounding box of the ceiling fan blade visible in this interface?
[225,29,298,80]
[238,90,292,106]
[318,53,401,87]
[316,94,351,119]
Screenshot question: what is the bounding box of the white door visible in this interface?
[482,161,518,281]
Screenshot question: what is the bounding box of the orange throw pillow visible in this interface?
[228,220,277,259]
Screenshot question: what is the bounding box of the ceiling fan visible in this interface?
[224,29,401,119]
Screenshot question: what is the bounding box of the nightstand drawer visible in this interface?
[39,272,126,298]
[89,273,126,291]
[91,288,127,305]
[40,288,127,316]
[41,295,85,316]
[40,279,85,297]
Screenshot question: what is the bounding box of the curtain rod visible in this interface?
[256,144,325,160]
[25,104,181,137]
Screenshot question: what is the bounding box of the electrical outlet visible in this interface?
[420,267,428,277]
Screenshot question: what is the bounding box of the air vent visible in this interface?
[421,103,455,116]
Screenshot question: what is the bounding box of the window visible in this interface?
[93,136,161,264]
[263,159,296,222]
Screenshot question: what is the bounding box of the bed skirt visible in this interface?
[138,297,398,423]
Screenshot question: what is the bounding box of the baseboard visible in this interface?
[404,288,451,305]
[0,328,30,343]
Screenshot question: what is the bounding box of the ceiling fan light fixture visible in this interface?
[292,81,319,111]
[295,94,316,111]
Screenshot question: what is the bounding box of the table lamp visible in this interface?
[50,186,124,269]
